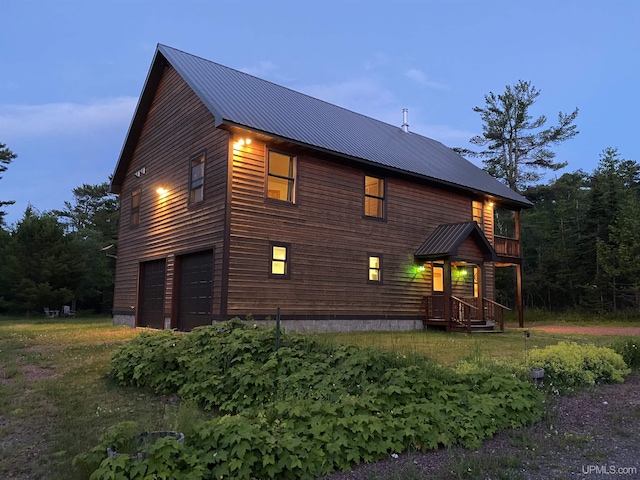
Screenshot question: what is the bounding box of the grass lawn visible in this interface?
[319,328,629,367]
[0,315,637,479]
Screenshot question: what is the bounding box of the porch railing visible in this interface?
[494,235,520,258]
[482,298,510,332]
[423,295,511,332]
[451,296,478,333]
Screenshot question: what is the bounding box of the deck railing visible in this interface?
[494,235,520,258]
[451,296,478,333]
[424,295,510,332]
[482,298,510,331]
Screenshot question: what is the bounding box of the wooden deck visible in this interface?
[423,295,509,333]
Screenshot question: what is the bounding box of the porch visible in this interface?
[423,295,510,333]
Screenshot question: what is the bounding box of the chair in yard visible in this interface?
[62,305,76,317]
[44,308,55,318]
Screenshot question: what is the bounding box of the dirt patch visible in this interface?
[20,365,56,382]
[509,324,640,336]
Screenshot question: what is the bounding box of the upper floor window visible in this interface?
[267,151,296,203]
[270,242,290,278]
[472,200,483,227]
[189,152,205,204]
[368,255,382,283]
[131,189,141,226]
[364,175,385,218]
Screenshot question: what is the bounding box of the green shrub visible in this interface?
[84,322,545,479]
[610,337,640,370]
[528,341,630,394]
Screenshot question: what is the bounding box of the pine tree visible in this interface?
[458,80,579,192]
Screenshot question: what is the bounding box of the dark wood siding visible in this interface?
[226,139,472,318]
[457,236,483,262]
[112,66,228,321]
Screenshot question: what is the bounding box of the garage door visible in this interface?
[138,259,166,329]
[176,250,213,331]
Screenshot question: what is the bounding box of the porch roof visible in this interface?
[414,222,498,262]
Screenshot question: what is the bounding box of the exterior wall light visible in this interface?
[156,187,168,196]
[233,138,252,149]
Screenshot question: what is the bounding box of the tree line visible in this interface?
[1,80,638,316]
[0,177,119,316]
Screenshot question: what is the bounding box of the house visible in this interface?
[109,44,532,333]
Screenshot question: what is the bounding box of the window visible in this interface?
[473,266,479,298]
[364,175,385,218]
[131,189,141,226]
[270,242,290,278]
[267,151,295,202]
[472,200,483,227]
[189,152,205,204]
[368,255,382,282]
[432,263,444,292]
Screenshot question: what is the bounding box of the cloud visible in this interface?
[363,52,389,70]
[414,123,475,144]
[0,97,137,138]
[298,77,396,113]
[240,60,278,77]
[405,69,448,89]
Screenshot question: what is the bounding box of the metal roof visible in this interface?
[112,44,532,208]
[414,222,497,261]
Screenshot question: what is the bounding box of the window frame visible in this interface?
[189,151,206,205]
[472,200,483,227]
[131,188,141,227]
[432,263,444,293]
[266,149,297,204]
[269,241,291,279]
[364,175,386,220]
[367,253,383,284]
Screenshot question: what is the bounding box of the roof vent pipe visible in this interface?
[401,108,409,133]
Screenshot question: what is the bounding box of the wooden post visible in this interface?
[444,260,452,332]
[515,210,524,328]
[516,263,524,328]
[478,264,485,323]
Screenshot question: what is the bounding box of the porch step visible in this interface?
[423,318,498,333]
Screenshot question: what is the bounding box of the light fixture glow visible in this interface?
[488,201,494,207]
[418,265,426,272]
[156,187,168,196]
[234,138,252,149]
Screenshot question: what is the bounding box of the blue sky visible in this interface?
[2,0,638,226]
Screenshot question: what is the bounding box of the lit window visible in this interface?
[472,200,483,227]
[189,153,205,204]
[433,264,443,292]
[368,255,382,282]
[473,266,479,298]
[131,189,141,226]
[267,151,295,202]
[270,243,290,278]
[364,176,385,218]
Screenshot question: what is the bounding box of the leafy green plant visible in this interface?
[528,341,630,394]
[88,321,546,479]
